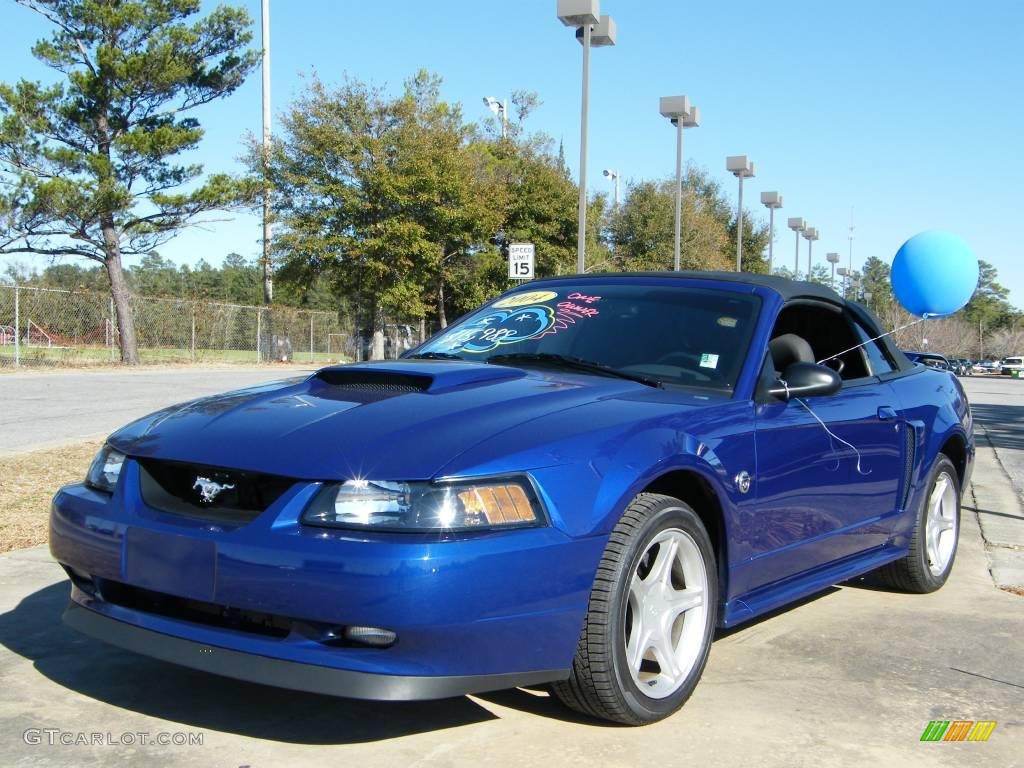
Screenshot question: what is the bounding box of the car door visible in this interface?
[733,303,906,596]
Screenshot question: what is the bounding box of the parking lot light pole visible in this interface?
[558,1,616,274]
[602,168,620,207]
[761,192,783,273]
[826,252,840,289]
[803,227,819,278]
[660,96,700,271]
[787,218,806,277]
[726,156,755,272]
[836,266,849,297]
[482,96,508,138]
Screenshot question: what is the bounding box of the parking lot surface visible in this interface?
[0,372,1021,767]
[0,366,315,455]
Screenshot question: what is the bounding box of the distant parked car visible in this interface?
[904,351,951,371]
[949,359,972,376]
[1001,356,1024,376]
[972,360,999,375]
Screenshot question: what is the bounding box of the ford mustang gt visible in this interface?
[50,272,973,725]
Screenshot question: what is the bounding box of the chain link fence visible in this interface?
[0,284,426,369]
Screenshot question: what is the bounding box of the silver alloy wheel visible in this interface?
[925,470,958,576]
[624,527,708,699]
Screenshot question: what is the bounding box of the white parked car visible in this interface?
[1001,356,1024,376]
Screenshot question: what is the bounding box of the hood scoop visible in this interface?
[312,361,527,395]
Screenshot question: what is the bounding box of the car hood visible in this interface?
[109,361,687,480]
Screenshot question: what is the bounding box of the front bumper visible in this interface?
[63,601,564,700]
[50,460,606,697]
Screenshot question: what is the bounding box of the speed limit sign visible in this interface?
[508,243,535,280]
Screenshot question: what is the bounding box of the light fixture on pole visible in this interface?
[836,266,849,297]
[558,1,617,274]
[760,192,783,274]
[787,217,806,277]
[602,168,620,207]
[660,95,700,271]
[826,252,840,289]
[482,96,508,139]
[726,156,756,272]
[802,227,819,278]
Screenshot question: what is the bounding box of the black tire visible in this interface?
[551,493,718,725]
[877,454,960,593]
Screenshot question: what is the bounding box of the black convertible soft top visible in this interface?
[535,270,843,304]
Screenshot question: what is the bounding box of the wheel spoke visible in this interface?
[626,627,651,673]
[651,625,683,683]
[648,537,678,587]
[665,586,703,617]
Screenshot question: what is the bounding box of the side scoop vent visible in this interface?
[313,369,431,394]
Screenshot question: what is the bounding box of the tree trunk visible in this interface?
[437,281,448,329]
[100,219,140,365]
[418,316,426,345]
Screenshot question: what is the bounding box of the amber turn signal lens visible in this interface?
[457,484,537,525]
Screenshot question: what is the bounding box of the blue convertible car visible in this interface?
[51,272,973,725]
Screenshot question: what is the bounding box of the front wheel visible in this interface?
[551,493,718,725]
[877,454,960,593]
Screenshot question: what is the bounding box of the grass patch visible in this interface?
[0,440,101,553]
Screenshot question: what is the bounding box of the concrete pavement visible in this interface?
[0,366,317,455]
[961,376,1024,589]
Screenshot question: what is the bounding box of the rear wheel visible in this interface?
[551,493,717,725]
[877,454,960,592]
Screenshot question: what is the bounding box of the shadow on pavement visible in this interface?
[0,581,498,744]
[972,402,1024,451]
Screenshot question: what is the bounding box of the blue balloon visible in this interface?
[891,231,978,318]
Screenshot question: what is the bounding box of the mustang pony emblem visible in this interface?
[193,476,235,503]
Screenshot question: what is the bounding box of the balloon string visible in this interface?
[794,397,872,476]
[816,316,928,365]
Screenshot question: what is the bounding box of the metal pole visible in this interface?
[614,174,620,208]
[260,0,273,304]
[190,310,196,362]
[807,239,813,279]
[13,284,19,368]
[673,119,683,271]
[576,22,592,274]
[502,99,508,140]
[831,262,835,289]
[256,308,262,363]
[794,231,800,275]
[767,207,775,273]
[735,176,744,272]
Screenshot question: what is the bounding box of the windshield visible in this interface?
[411,283,761,393]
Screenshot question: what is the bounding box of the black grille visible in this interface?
[97,578,293,638]
[138,458,295,524]
[314,369,430,394]
[899,424,917,510]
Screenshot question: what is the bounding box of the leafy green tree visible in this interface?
[0,0,259,363]
[604,169,755,272]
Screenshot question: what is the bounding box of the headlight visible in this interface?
[85,445,126,493]
[301,478,544,532]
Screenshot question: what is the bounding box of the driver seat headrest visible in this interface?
[769,333,815,372]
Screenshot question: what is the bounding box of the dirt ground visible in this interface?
[0,440,101,552]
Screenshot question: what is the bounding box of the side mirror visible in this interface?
[767,361,842,401]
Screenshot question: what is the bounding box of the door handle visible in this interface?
[877,406,898,421]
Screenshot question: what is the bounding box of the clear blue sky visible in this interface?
[1,0,1022,307]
